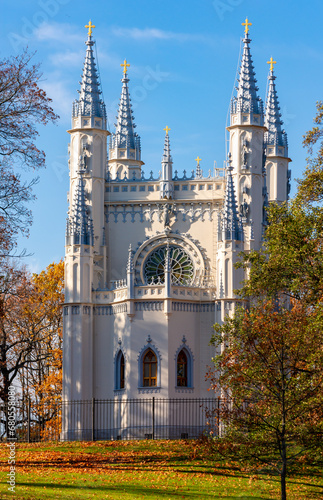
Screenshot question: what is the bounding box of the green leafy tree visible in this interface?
[207,103,323,500]
[208,301,323,500]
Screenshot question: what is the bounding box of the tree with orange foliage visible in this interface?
[17,261,64,437]
[0,261,63,438]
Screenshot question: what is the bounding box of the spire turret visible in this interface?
[231,19,263,117]
[66,167,93,246]
[219,154,243,242]
[195,156,202,178]
[264,61,288,153]
[111,61,140,153]
[108,61,142,178]
[160,127,174,199]
[72,23,106,122]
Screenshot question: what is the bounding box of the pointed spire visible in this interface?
[113,62,139,150]
[220,153,243,242]
[264,61,288,151]
[66,166,93,246]
[231,19,263,115]
[73,24,106,120]
[162,127,172,162]
[195,156,202,178]
[160,127,174,199]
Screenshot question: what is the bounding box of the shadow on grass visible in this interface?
[11,481,273,499]
[15,459,252,480]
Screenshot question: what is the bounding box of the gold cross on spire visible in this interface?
[195,156,202,166]
[121,59,130,75]
[164,126,171,135]
[85,20,95,36]
[242,17,252,35]
[267,57,277,72]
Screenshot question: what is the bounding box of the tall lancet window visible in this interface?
[143,349,157,387]
[177,350,188,387]
[116,351,125,390]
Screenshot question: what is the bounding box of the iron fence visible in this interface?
[0,397,224,442]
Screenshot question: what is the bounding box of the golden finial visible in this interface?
[85,20,96,37]
[121,59,130,75]
[242,17,252,35]
[267,57,277,72]
[164,126,171,136]
[195,156,202,166]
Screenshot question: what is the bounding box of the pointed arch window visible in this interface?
[177,350,188,387]
[115,351,125,390]
[143,349,157,387]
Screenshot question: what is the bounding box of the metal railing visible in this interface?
[0,397,223,442]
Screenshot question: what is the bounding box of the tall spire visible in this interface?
[66,167,93,246]
[112,61,140,151]
[264,60,288,151]
[231,19,263,115]
[72,22,106,120]
[219,153,243,242]
[160,127,174,199]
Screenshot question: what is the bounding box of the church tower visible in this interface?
[264,59,291,203]
[63,21,109,401]
[228,19,266,250]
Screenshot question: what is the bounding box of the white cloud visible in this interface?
[42,76,74,122]
[49,50,84,68]
[35,22,83,45]
[111,27,212,44]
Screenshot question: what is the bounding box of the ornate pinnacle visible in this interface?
[127,244,134,273]
[195,156,202,178]
[231,21,262,116]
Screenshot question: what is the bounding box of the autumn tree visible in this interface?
[297,100,323,203]
[0,50,58,254]
[207,103,323,500]
[0,261,63,402]
[0,160,37,256]
[18,261,64,437]
[208,302,323,500]
[0,50,58,170]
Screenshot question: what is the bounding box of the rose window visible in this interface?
[144,245,194,285]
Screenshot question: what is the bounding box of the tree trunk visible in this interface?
[281,437,287,500]
[281,468,287,500]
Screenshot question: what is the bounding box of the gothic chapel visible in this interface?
[62,19,291,436]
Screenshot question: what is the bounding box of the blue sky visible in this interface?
[2,0,323,272]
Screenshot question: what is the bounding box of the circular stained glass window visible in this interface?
[144,245,194,285]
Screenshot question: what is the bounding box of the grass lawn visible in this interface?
[0,440,322,499]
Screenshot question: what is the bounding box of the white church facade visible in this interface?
[62,19,291,438]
